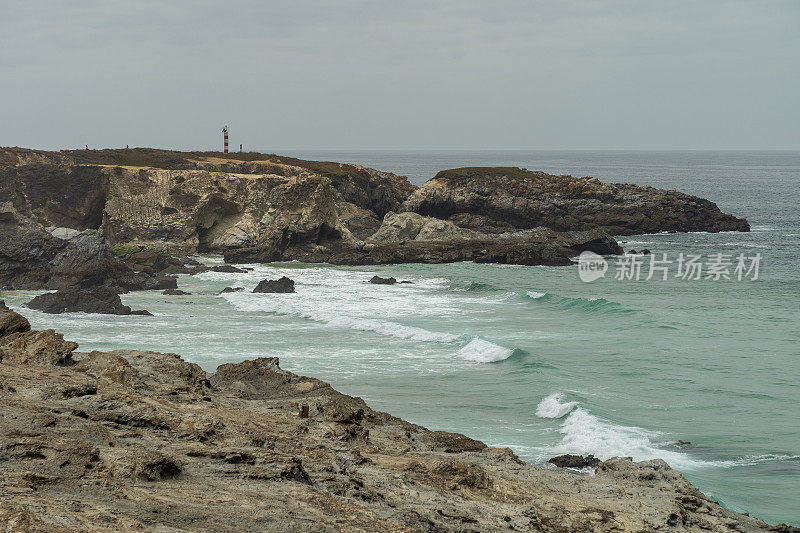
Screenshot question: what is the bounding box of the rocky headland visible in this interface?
[0,307,790,532]
[402,167,749,236]
[1,147,748,283]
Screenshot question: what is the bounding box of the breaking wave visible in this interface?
[535,393,716,470]
[456,338,516,363]
[535,392,578,418]
[223,291,520,363]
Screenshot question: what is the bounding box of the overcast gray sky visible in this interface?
[2,1,798,151]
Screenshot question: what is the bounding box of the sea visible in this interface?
[4,150,799,525]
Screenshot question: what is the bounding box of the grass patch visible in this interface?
[433,167,542,181]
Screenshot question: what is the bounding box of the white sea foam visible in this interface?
[224,291,460,344]
[526,291,547,299]
[326,316,460,343]
[535,393,578,418]
[536,393,717,470]
[456,338,514,363]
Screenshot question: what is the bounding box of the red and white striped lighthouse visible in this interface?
[222,125,229,154]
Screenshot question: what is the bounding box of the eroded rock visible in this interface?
[253,276,295,293]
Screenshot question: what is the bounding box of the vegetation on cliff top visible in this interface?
[58,148,375,186]
[433,167,556,182]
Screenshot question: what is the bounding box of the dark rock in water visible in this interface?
[671,440,692,446]
[162,289,190,295]
[641,249,651,255]
[219,286,244,294]
[130,309,153,316]
[253,276,295,293]
[0,300,6,310]
[629,249,638,254]
[370,275,397,285]
[25,287,149,316]
[211,265,247,273]
[548,454,600,469]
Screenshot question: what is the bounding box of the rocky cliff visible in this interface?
[0,149,626,272]
[0,308,789,532]
[2,149,749,276]
[401,167,750,235]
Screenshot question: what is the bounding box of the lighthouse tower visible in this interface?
[222,126,229,154]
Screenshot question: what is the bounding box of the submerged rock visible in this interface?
[219,286,244,294]
[210,264,247,273]
[162,288,190,295]
[369,275,397,285]
[253,276,295,293]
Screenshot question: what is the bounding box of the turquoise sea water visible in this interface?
[4,151,799,525]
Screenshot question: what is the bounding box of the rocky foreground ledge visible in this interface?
[0,309,790,532]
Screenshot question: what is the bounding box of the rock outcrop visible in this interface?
[253,276,295,293]
[228,226,622,266]
[0,202,135,290]
[548,454,601,469]
[401,167,750,235]
[25,286,151,315]
[0,308,787,532]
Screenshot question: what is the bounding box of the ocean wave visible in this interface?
[535,393,578,418]
[327,315,460,343]
[223,290,522,362]
[222,291,460,344]
[535,393,717,470]
[523,291,637,315]
[456,338,515,363]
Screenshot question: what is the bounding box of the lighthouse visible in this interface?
[222,125,229,154]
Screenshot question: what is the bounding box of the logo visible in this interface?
[577,251,608,282]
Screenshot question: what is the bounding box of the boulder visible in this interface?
[548,454,600,469]
[369,276,397,285]
[25,287,149,316]
[253,277,295,293]
[219,286,243,294]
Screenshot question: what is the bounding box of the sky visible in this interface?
[2,1,798,151]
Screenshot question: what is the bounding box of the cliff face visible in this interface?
[2,149,750,273]
[0,308,786,532]
[0,149,415,256]
[401,167,750,235]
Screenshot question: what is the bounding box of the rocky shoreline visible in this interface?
[0,307,792,532]
[1,148,747,282]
